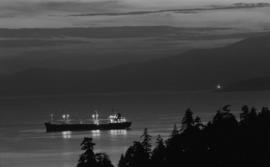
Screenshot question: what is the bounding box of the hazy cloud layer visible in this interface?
[0,0,270,28]
[0,1,126,17]
[69,3,270,17]
[1,0,269,17]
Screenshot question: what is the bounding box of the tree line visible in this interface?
[77,105,270,167]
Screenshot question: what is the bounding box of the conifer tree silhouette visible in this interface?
[77,137,97,167]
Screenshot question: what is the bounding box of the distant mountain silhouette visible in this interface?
[0,26,228,39]
[225,77,270,91]
[0,33,270,96]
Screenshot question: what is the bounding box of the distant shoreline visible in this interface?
[1,89,270,100]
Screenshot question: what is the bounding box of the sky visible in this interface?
[0,0,270,74]
[1,0,270,28]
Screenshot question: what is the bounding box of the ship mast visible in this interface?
[92,110,99,125]
[50,114,54,122]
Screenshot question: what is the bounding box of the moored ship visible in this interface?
[45,112,131,132]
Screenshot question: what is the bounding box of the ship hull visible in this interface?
[45,122,132,132]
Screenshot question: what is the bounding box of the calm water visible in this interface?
[1,90,270,167]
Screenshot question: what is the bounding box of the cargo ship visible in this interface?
[45,112,131,132]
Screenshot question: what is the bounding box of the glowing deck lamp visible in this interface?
[216,84,222,90]
[108,114,127,123]
[62,114,70,121]
[109,114,117,123]
[92,112,99,125]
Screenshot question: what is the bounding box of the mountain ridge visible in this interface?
[1,33,270,95]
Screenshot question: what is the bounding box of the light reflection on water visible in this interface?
[91,130,101,138]
[62,131,72,139]
[110,130,127,136]
[60,129,128,139]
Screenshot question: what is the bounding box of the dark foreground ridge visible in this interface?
[77,105,270,167]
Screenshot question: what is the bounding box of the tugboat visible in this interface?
[45,111,132,132]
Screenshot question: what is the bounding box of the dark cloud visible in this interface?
[1,1,269,18]
[68,2,270,17]
[0,0,125,17]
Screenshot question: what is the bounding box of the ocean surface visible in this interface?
[0,90,270,167]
